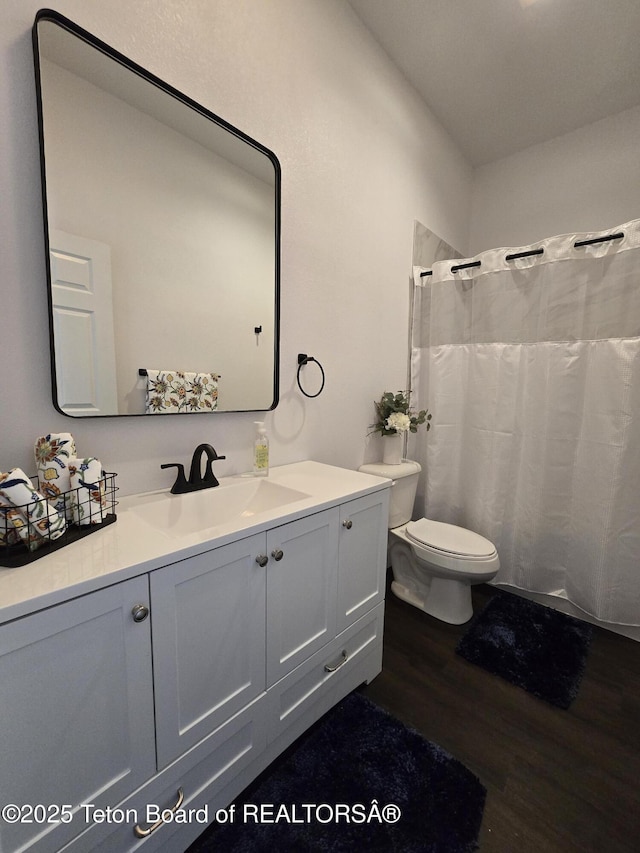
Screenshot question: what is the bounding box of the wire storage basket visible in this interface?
[0,472,118,568]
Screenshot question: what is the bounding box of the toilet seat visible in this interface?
[405,518,497,561]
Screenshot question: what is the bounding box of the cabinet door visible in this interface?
[266,509,339,686]
[337,490,389,632]
[151,534,266,769]
[0,576,155,853]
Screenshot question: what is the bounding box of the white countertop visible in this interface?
[0,462,390,624]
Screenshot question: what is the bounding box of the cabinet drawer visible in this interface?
[72,695,268,853]
[268,602,384,742]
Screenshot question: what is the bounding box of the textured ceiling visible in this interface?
[346,0,640,166]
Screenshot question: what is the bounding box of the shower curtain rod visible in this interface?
[574,231,624,248]
[419,231,625,277]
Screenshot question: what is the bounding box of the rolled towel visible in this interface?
[0,468,67,551]
[69,457,107,526]
[0,504,21,547]
[34,433,77,518]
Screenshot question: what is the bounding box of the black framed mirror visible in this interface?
[33,9,280,417]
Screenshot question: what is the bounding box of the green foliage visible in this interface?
[369,390,432,436]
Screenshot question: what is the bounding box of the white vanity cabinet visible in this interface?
[0,463,389,853]
[150,533,268,770]
[265,509,340,685]
[151,509,341,769]
[337,491,388,632]
[0,576,155,853]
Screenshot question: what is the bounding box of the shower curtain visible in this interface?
[410,219,640,626]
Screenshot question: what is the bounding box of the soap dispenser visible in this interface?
[253,422,269,477]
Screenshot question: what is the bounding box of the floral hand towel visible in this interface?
[34,433,76,517]
[69,458,106,525]
[0,468,67,551]
[144,370,219,414]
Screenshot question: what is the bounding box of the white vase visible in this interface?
[382,433,403,465]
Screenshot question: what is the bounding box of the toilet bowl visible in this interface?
[358,460,499,624]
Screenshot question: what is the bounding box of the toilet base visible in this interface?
[390,577,474,625]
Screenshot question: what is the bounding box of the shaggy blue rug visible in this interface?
[456,591,594,708]
[188,692,486,852]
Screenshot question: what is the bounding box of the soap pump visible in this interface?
[253,422,269,477]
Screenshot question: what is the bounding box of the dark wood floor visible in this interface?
[361,583,640,853]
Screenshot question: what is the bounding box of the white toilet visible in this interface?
[359,460,499,624]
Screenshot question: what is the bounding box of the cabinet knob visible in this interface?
[271,548,284,561]
[255,554,268,567]
[131,604,149,623]
[342,519,353,529]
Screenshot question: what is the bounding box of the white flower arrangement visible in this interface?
[385,411,412,433]
[369,391,431,436]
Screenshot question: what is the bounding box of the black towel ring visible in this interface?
[296,354,325,398]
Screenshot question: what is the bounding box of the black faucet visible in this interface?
[161,444,227,494]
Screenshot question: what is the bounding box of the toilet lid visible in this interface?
[406,519,496,558]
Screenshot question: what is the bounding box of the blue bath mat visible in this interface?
[456,591,594,708]
[187,692,486,852]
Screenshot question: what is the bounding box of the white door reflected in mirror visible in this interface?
[50,230,117,416]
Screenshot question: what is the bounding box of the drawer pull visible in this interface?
[134,787,184,838]
[324,649,348,673]
[271,548,284,561]
[342,519,352,529]
[255,554,268,567]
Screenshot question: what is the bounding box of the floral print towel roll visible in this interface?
[0,506,21,547]
[69,457,106,526]
[0,468,67,551]
[34,433,77,517]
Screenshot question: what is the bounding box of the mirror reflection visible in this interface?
[33,12,280,417]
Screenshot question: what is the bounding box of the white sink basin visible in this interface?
[129,478,310,537]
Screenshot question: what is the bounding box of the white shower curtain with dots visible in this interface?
[409,219,640,627]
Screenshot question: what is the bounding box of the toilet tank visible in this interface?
[358,461,421,529]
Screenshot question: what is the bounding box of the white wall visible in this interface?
[469,104,640,254]
[1,0,472,495]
